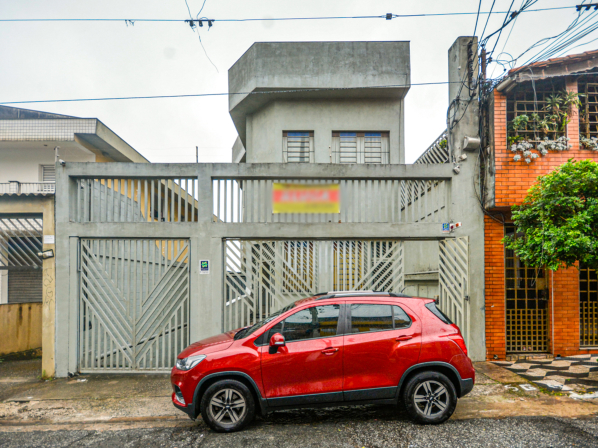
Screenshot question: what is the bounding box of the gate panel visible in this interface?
[79,238,189,372]
[223,239,404,332]
[438,237,470,346]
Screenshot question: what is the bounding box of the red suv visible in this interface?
[171,292,474,432]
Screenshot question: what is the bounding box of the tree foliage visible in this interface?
[503,159,598,271]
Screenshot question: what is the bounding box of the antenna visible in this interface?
[196,146,198,163]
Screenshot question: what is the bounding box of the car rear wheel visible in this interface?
[403,371,457,424]
[200,379,255,432]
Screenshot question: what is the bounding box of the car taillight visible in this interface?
[448,334,468,356]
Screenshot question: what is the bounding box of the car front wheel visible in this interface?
[200,379,255,432]
[403,371,457,424]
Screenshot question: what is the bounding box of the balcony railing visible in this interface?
[0,181,55,195]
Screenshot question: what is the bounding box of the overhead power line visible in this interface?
[0,6,579,24]
[0,81,465,106]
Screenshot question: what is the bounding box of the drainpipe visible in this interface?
[551,270,555,356]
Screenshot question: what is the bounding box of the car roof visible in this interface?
[293,291,434,307]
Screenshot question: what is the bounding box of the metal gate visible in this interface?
[79,238,190,372]
[580,263,598,347]
[223,239,404,332]
[438,237,470,347]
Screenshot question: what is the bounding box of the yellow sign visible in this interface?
[272,183,340,214]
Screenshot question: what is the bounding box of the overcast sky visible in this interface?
[1,1,593,163]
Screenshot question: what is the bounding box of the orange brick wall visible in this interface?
[486,77,598,359]
[484,215,506,360]
[493,78,598,207]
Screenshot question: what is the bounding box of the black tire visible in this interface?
[403,371,457,424]
[200,379,255,433]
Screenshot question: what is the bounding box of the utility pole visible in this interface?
[481,48,487,83]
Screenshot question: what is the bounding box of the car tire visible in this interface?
[200,379,256,433]
[403,371,457,424]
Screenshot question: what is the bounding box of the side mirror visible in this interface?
[269,333,285,354]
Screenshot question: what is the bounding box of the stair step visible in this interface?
[491,361,514,367]
[506,363,534,372]
[520,369,547,381]
[565,372,598,389]
[546,366,591,378]
[536,360,572,371]
[561,354,592,361]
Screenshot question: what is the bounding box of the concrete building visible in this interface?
[52,39,486,377]
[482,51,598,359]
[0,105,148,377]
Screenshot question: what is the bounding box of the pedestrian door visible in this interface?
[78,238,190,372]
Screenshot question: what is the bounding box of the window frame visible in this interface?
[331,131,390,164]
[347,302,413,335]
[282,131,314,163]
[257,302,344,345]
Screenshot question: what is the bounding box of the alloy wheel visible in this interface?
[208,388,247,425]
[413,380,449,417]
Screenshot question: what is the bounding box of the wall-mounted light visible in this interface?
[37,250,54,259]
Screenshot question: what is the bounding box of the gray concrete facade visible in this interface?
[229,42,410,164]
[52,39,487,377]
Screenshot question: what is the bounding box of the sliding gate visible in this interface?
[223,239,405,332]
[79,238,190,372]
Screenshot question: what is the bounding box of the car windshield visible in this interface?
[233,302,297,340]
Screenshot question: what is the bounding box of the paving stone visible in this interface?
[519,369,547,381]
[491,361,514,367]
[566,371,598,388]
[506,363,534,372]
[534,379,569,391]
[563,354,592,360]
[547,366,590,378]
[542,360,573,370]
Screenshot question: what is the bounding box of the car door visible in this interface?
[342,302,421,401]
[260,302,344,405]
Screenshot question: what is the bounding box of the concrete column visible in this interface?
[0,270,7,304]
[41,197,56,378]
[447,36,485,361]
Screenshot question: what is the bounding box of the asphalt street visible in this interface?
[1,412,597,448]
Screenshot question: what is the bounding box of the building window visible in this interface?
[331,132,389,164]
[41,165,56,182]
[506,79,566,144]
[283,131,314,163]
[580,263,598,347]
[578,75,598,140]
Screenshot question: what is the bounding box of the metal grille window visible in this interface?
[578,75,598,139]
[283,131,314,163]
[506,79,566,143]
[505,224,549,353]
[580,263,598,347]
[332,132,389,164]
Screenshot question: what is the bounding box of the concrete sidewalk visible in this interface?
[1,359,597,433]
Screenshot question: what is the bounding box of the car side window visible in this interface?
[350,304,393,333]
[274,304,341,343]
[393,305,412,329]
[349,303,412,334]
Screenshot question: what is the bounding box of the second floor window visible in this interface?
[283,131,314,163]
[332,132,389,164]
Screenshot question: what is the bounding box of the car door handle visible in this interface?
[396,335,413,342]
[321,347,339,355]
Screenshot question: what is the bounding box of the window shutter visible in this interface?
[332,132,389,164]
[283,132,313,163]
[41,165,56,182]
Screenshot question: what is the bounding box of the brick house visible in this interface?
[483,51,598,359]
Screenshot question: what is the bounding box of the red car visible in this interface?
[171,291,474,432]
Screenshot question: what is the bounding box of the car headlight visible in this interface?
[176,354,207,371]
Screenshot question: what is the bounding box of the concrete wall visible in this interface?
[0,303,43,356]
[246,99,403,164]
[0,145,95,183]
[228,41,410,163]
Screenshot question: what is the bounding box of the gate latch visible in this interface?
[464,295,470,302]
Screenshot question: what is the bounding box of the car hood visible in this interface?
[178,331,238,358]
